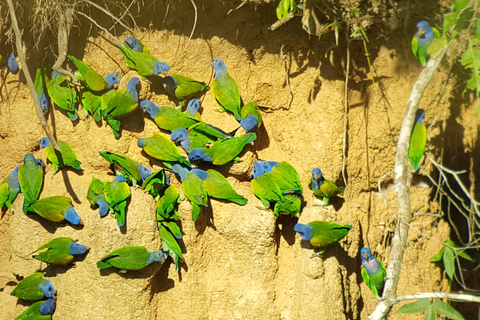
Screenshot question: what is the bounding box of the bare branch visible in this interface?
[84,0,134,34]
[6,0,60,151]
[52,8,76,82]
[396,292,480,303]
[77,11,121,44]
[342,27,350,187]
[368,45,449,320]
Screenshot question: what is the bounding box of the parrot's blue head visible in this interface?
[361,247,381,273]
[7,54,18,73]
[259,160,274,174]
[114,176,128,183]
[170,128,188,143]
[147,251,166,264]
[40,279,57,299]
[191,168,207,181]
[39,299,56,315]
[69,242,87,255]
[210,58,227,77]
[38,94,48,112]
[416,21,430,35]
[162,76,177,96]
[39,137,50,149]
[153,62,170,76]
[252,161,265,179]
[126,77,141,102]
[188,148,212,162]
[361,247,373,262]
[35,158,45,169]
[311,168,323,181]
[97,199,109,217]
[240,116,259,131]
[139,165,152,181]
[186,99,201,115]
[172,164,188,181]
[140,100,161,119]
[23,154,35,164]
[64,208,82,225]
[137,138,146,148]
[124,37,141,51]
[293,223,314,241]
[415,109,425,124]
[104,73,120,89]
[51,70,64,78]
[9,166,20,189]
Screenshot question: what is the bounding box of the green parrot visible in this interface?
[68,55,119,92]
[11,272,56,301]
[103,176,131,227]
[140,100,199,132]
[81,90,103,121]
[97,246,166,271]
[273,194,303,218]
[191,168,247,205]
[171,122,234,153]
[308,168,344,205]
[137,132,191,169]
[156,185,181,219]
[159,226,183,271]
[411,21,441,66]
[117,44,169,77]
[210,58,242,120]
[99,151,143,186]
[18,154,44,212]
[294,221,352,255]
[86,177,109,217]
[271,161,303,195]
[30,237,88,266]
[408,109,426,171]
[251,172,289,209]
[15,299,56,320]
[240,101,262,131]
[188,132,256,165]
[361,247,387,299]
[124,37,150,54]
[141,168,168,200]
[172,164,208,221]
[163,74,210,106]
[34,67,49,112]
[0,166,20,215]
[46,71,78,121]
[39,137,81,175]
[25,196,82,225]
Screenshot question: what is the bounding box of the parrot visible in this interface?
[191,168,247,205]
[240,101,262,131]
[18,154,44,212]
[101,77,141,138]
[117,44,169,77]
[141,167,168,200]
[99,151,145,186]
[411,21,441,66]
[408,109,426,171]
[11,272,56,301]
[273,194,303,218]
[188,132,256,165]
[172,164,208,221]
[140,100,199,132]
[14,299,56,320]
[137,132,191,169]
[68,55,119,91]
[81,90,103,121]
[308,168,344,205]
[34,67,49,112]
[251,171,290,210]
[163,74,210,106]
[0,166,20,215]
[361,247,387,299]
[210,58,242,120]
[124,36,150,54]
[7,53,19,74]
[156,185,180,219]
[25,196,82,225]
[46,71,78,121]
[97,246,166,271]
[30,237,88,266]
[185,98,203,120]
[294,221,352,255]
[271,161,303,195]
[86,177,109,217]
[103,176,131,227]
[158,226,183,271]
[39,137,82,175]
[170,122,234,153]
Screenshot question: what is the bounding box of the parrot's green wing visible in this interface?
[186,122,233,152]
[104,180,131,207]
[319,179,344,205]
[46,74,78,120]
[97,246,150,270]
[272,161,302,194]
[68,55,107,91]
[26,196,72,223]
[156,185,180,219]
[15,300,51,320]
[101,88,138,119]
[251,173,286,209]
[207,132,256,165]
[11,272,47,301]
[45,141,81,174]
[204,169,247,205]
[0,182,10,215]
[159,226,184,270]
[411,36,419,57]
[86,177,105,205]
[30,237,73,254]
[432,27,441,39]
[117,45,160,77]
[34,67,47,99]
[408,120,426,170]
[361,267,371,292]
[212,72,242,120]
[18,157,43,206]
[99,151,142,185]
[141,132,191,167]
[30,237,74,265]
[240,101,262,128]
[141,169,168,199]
[171,74,210,101]
[309,221,352,249]
[182,172,208,221]
[362,261,386,299]
[152,106,199,132]
[273,194,302,218]
[81,90,102,121]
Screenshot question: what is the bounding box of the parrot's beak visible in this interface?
[417,27,425,36]
[362,252,368,260]
[209,61,214,67]
[162,70,169,76]
[313,173,320,180]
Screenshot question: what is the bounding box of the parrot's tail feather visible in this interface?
[96,260,111,269]
[231,197,248,206]
[191,204,200,221]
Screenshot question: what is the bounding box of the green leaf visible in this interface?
[430,246,445,262]
[428,36,448,56]
[443,15,456,34]
[396,299,432,314]
[461,39,480,97]
[455,8,474,33]
[425,308,436,320]
[432,300,465,320]
[456,249,474,262]
[443,246,455,280]
[454,0,469,12]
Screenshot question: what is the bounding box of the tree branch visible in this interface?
[396,292,480,303]
[52,8,76,81]
[368,46,449,320]
[6,0,60,151]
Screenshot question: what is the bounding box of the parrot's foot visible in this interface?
[310,252,323,259]
[142,77,152,84]
[255,205,271,211]
[174,105,182,110]
[119,269,128,274]
[214,108,225,113]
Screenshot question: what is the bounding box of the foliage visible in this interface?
[430,240,474,281]
[275,0,297,20]
[396,298,465,320]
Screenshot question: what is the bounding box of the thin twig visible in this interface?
[227,0,247,15]
[342,27,350,187]
[173,0,197,67]
[396,292,480,303]
[368,45,449,320]
[84,0,134,34]
[77,11,121,44]
[6,0,60,151]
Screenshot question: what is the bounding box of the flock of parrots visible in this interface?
[0,19,435,318]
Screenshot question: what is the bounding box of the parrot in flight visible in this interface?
[411,21,440,66]
[10,272,56,301]
[408,109,426,171]
[361,247,386,299]
[97,246,166,271]
[39,137,82,175]
[294,221,352,255]
[308,168,343,205]
[31,237,88,266]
